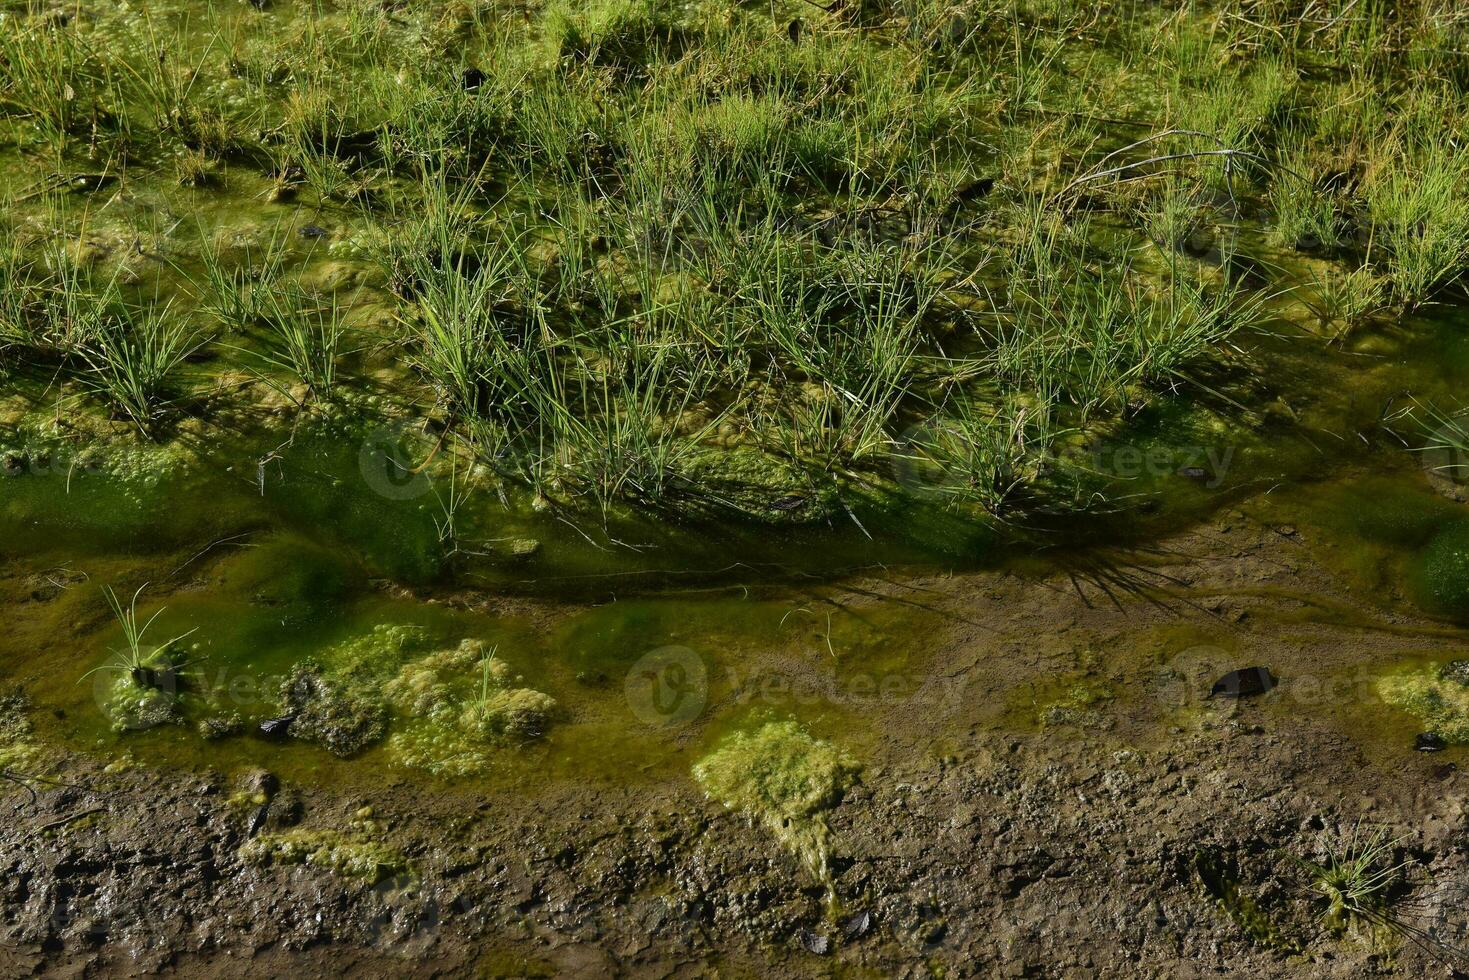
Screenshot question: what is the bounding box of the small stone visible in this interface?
[799,931,829,955]
[258,715,296,738]
[1209,667,1276,699]
[1416,732,1447,753]
[843,910,872,938]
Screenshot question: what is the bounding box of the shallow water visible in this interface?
[5,2,1469,798]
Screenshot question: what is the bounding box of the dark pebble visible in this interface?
[1209,667,1276,699]
[800,931,829,955]
[259,715,296,737]
[247,801,271,837]
[1416,732,1447,753]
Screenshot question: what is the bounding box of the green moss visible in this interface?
[240,829,407,884]
[1377,662,1469,742]
[1412,520,1469,618]
[693,721,860,897]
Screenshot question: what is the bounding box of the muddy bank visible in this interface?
[4,503,1469,978]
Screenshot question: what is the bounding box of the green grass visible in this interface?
[254,286,350,404]
[1365,143,1469,307]
[77,305,198,436]
[193,223,291,331]
[1,0,1467,521]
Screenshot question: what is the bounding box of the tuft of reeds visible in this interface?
[1364,143,1469,308]
[1290,824,1409,937]
[81,585,197,690]
[253,286,350,405]
[77,305,198,437]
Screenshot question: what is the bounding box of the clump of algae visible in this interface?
[324,624,429,679]
[264,625,555,773]
[265,625,429,757]
[692,721,861,904]
[1036,680,1114,727]
[383,639,556,777]
[0,691,46,773]
[1377,660,1469,742]
[240,829,407,884]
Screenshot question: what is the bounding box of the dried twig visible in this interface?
[35,807,105,834]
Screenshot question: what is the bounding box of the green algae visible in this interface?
[197,711,245,740]
[93,636,197,733]
[0,692,46,773]
[383,639,556,777]
[1329,478,1459,550]
[201,622,563,774]
[692,720,860,902]
[240,828,408,884]
[99,677,183,732]
[1377,661,1469,743]
[1195,850,1304,955]
[221,535,360,623]
[319,623,433,681]
[1036,680,1115,728]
